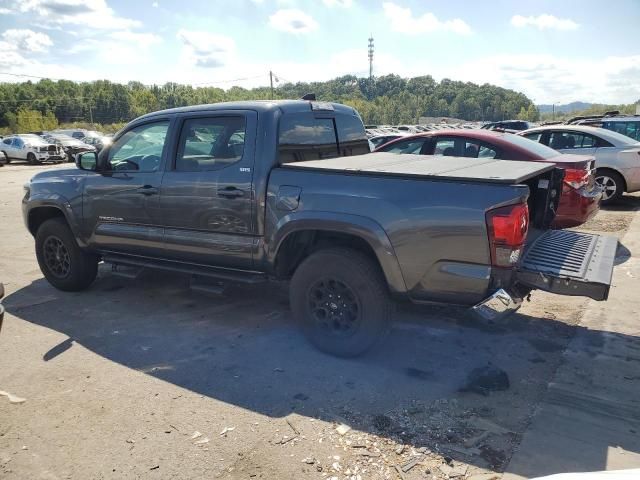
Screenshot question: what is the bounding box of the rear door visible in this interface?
[548,130,597,156]
[159,111,258,269]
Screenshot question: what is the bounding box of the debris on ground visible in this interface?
[219,427,235,436]
[461,365,510,395]
[335,423,351,435]
[0,391,26,404]
[191,431,202,440]
[194,437,210,445]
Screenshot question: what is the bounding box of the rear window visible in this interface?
[603,121,640,141]
[335,114,369,156]
[278,114,338,163]
[508,133,559,159]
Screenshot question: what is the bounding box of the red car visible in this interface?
[374,130,601,228]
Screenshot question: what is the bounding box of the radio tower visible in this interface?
[368,35,374,79]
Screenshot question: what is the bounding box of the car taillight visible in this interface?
[486,203,529,267]
[563,167,590,189]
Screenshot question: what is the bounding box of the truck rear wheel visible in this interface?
[290,247,393,357]
[35,218,98,291]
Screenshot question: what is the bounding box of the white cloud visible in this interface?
[108,30,161,48]
[6,0,141,30]
[177,29,236,68]
[2,29,53,52]
[446,53,640,104]
[382,2,471,35]
[323,0,353,7]
[152,1,158,6]
[269,9,319,34]
[511,14,578,31]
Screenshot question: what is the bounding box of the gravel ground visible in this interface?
[0,162,637,480]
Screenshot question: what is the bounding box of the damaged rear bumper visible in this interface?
[471,288,522,321]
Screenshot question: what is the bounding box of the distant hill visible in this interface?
[537,102,593,114]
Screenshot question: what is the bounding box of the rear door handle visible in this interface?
[137,185,158,196]
[217,187,244,198]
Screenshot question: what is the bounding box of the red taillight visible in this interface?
[486,203,529,267]
[563,167,590,190]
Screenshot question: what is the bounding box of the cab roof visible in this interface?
[136,100,359,122]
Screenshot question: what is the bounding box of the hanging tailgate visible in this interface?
[516,229,618,301]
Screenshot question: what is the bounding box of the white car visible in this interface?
[518,125,640,203]
[1,134,66,164]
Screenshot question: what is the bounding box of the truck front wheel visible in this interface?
[290,247,393,357]
[35,218,98,291]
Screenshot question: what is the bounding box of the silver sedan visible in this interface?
[518,125,640,204]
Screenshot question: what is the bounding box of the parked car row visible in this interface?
[0,128,114,165]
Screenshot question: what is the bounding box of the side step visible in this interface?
[103,253,267,285]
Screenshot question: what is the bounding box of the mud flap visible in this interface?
[516,230,618,301]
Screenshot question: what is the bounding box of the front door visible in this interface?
[82,120,171,256]
[159,112,257,269]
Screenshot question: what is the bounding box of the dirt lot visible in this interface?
[0,162,638,480]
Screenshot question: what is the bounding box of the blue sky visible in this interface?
[0,0,639,104]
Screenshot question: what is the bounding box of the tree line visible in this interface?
[0,74,543,134]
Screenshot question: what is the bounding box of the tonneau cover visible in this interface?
[284,152,555,184]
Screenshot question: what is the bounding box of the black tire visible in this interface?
[35,218,98,291]
[27,152,40,164]
[595,169,625,205]
[290,247,393,357]
[2,152,10,164]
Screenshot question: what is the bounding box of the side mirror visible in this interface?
[76,151,98,171]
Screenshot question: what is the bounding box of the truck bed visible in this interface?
[284,152,555,184]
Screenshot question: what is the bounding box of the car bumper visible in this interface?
[554,185,602,229]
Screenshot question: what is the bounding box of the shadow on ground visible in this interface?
[4,268,640,476]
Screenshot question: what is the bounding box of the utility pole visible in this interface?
[269,71,274,100]
[368,35,374,80]
[89,104,93,124]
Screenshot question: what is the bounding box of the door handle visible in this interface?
[217,187,244,198]
[137,185,158,196]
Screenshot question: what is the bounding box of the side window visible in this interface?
[13,138,23,148]
[108,121,169,172]
[278,114,338,163]
[381,138,425,154]
[433,138,456,156]
[2,138,12,145]
[335,114,369,157]
[175,116,246,172]
[463,141,498,159]
[523,132,542,142]
[550,132,596,150]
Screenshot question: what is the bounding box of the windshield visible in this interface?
[507,133,560,158]
[18,134,48,146]
[597,128,640,146]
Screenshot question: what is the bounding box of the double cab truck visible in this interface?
[22,100,618,356]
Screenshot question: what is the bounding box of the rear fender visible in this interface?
[267,212,408,294]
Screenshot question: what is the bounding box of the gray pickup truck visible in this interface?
[22,100,617,356]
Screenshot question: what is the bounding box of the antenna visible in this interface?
[368,35,374,80]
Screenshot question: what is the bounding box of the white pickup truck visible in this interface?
[1,134,66,164]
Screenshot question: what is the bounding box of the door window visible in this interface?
[522,132,542,142]
[548,131,596,150]
[463,141,498,159]
[175,116,246,172]
[433,139,456,156]
[2,138,12,146]
[381,138,426,154]
[278,114,338,163]
[107,121,169,172]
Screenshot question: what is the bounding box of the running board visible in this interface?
[102,253,267,284]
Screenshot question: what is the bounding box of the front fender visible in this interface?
[267,211,408,295]
[23,194,85,246]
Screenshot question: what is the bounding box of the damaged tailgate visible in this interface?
[517,229,618,301]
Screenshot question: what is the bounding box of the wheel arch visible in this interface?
[595,167,627,193]
[268,212,407,295]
